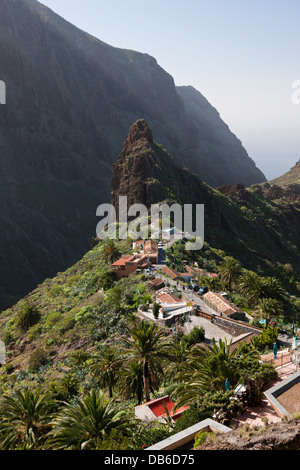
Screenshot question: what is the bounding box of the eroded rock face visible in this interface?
[260,184,300,203]
[197,420,300,451]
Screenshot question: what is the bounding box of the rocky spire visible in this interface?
[120,119,153,159]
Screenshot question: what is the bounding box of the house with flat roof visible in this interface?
[135,396,189,424]
[155,291,192,321]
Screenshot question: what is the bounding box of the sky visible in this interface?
[40,0,300,180]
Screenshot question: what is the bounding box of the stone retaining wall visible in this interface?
[212,315,261,338]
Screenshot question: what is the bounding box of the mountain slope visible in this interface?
[0,0,265,309]
[268,160,300,188]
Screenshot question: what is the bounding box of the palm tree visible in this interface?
[239,271,285,307]
[255,297,283,324]
[121,319,170,402]
[217,257,242,290]
[117,360,144,405]
[89,344,121,398]
[262,276,286,301]
[48,389,133,450]
[196,274,220,291]
[16,304,41,331]
[166,339,192,378]
[0,389,53,450]
[103,239,121,264]
[238,270,266,306]
[175,339,258,408]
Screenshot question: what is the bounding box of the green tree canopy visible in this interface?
[48,390,134,450]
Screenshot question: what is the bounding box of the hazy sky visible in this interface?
[40,0,300,180]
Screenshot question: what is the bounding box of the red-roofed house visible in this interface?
[111,254,151,279]
[161,266,183,281]
[135,396,189,423]
[133,239,158,264]
[202,291,244,317]
[156,292,187,317]
[178,272,194,283]
[186,266,219,279]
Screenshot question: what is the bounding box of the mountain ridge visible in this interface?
[268,160,300,189]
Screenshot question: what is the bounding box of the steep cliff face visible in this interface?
[0,0,266,308]
[176,86,266,187]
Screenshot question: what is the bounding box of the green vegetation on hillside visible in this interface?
[0,124,299,450]
[0,235,290,450]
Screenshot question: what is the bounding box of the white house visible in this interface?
[156,292,188,319]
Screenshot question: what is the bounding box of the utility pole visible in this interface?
[292,304,295,336]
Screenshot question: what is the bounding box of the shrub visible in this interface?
[44,311,61,328]
[3,363,14,374]
[75,306,91,323]
[153,303,160,319]
[2,332,15,345]
[182,326,205,346]
[27,323,41,342]
[251,325,278,351]
[48,286,63,298]
[172,403,211,433]
[48,373,80,402]
[173,391,243,432]
[29,348,48,371]
[95,429,133,450]
[133,425,171,450]
[58,316,76,334]
[194,431,211,449]
[16,304,41,331]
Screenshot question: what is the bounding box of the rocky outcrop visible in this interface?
[111,119,224,229]
[216,183,252,202]
[257,184,300,203]
[197,419,300,450]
